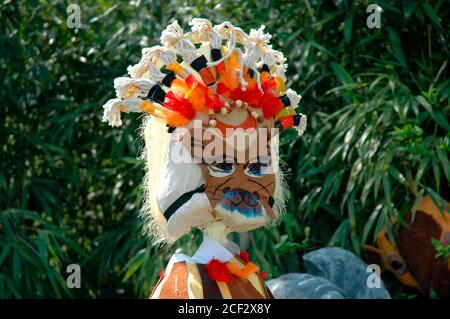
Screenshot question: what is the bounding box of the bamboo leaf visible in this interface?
[388,167,407,185]
[388,29,407,68]
[362,204,382,244]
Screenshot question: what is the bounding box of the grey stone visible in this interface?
[266,273,345,299]
[303,247,391,299]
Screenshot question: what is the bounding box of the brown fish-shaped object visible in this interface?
[364,195,450,298]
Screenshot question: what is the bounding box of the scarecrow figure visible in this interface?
[102,19,306,299]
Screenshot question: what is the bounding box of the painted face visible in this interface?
[180,125,277,233]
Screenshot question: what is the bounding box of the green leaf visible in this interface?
[427,188,448,218]
[0,274,22,298]
[411,189,425,222]
[414,158,430,188]
[348,193,357,231]
[422,3,442,30]
[388,167,407,185]
[38,233,48,261]
[417,96,450,130]
[436,145,450,181]
[331,62,354,86]
[344,4,356,43]
[431,158,441,192]
[388,29,407,68]
[383,175,392,204]
[329,219,349,246]
[123,249,146,282]
[362,204,382,244]
[0,243,12,267]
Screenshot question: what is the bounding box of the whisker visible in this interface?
[212,177,233,198]
[247,179,274,195]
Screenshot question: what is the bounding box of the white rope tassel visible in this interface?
[102,98,124,127]
[262,48,286,66]
[127,46,176,81]
[158,48,177,66]
[189,18,221,48]
[273,64,288,82]
[114,77,155,99]
[127,63,146,80]
[161,20,197,64]
[207,22,238,67]
[243,25,272,66]
[236,48,247,90]
[296,114,307,136]
[243,25,272,91]
[262,49,287,82]
[121,97,144,113]
[255,69,262,92]
[102,18,306,137]
[286,89,302,108]
[143,47,176,81]
[102,96,147,127]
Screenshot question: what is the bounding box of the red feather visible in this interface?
[261,93,283,119]
[241,87,263,108]
[217,76,284,120]
[216,82,230,97]
[230,87,244,101]
[206,94,224,112]
[262,78,277,95]
[239,250,250,263]
[185,74,197,87]
[205,258,233,282]
[258,271,268,280]
[164,91,196,120]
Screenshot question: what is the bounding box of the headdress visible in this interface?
[102,19,307,136]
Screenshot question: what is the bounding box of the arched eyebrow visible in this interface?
[203,154,236,164]
[246,154,272,165]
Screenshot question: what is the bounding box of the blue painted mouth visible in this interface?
[218,189,263,218]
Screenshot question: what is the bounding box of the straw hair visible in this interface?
[139,116,176,245]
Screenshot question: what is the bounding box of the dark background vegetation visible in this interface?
[0,0,448,298]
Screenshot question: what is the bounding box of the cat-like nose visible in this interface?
[225,188,259,206]
[236,189,259,206]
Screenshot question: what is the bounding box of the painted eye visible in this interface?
[245,161,270,178]
[386,253,407,275]
[208,162,235,178]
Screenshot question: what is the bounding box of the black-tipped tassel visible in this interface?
[190,55,215,86]
[211,49,222,62]
[162,71,176,87]
[279,94,291,107]
[247,68,255,79]
[190,55,208,71]
[261,64,270,73]
[147,84,166,105]
[275,114,302,131]
[293,114,302,126]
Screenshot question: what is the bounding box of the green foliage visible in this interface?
[1,0,448,298]
[431,237,450,263]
